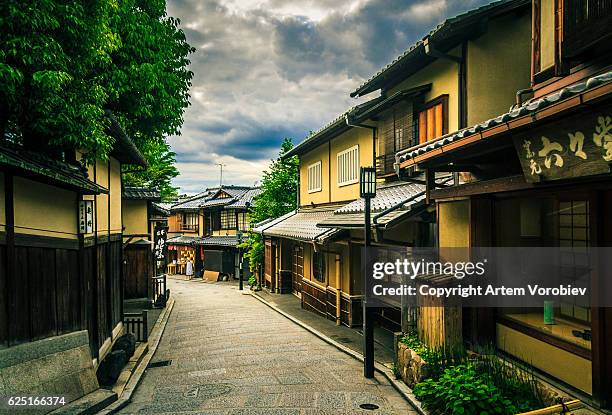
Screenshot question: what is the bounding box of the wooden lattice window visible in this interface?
[220,210,236,229]
[558,200,591,324]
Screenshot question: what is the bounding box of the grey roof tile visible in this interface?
[167,235,199,245]
[227,188,262,208]
[0,142,107,194]
[259,207,338,241]
[193,235,239,247]
[123,186,160,200]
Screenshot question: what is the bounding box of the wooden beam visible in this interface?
[431,175,533,199]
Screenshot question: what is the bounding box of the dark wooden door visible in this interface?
[123,246,151,299]
[292,245,304,296]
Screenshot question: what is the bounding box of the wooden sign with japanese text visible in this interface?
[514,106,612,182]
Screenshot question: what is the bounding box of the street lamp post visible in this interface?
[237,230,244,291]
[360,167,376,379]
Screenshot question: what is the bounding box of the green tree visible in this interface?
[1,0,193,194]
[104,0,194,195]
[243,138,299,272]
[122,140,179,201]
[1,1,118,158]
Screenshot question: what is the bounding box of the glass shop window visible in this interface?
[496,196,592,351]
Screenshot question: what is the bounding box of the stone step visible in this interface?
[49,389,117,415]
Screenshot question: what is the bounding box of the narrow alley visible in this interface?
[119,279,417,414]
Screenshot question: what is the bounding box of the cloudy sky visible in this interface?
[166,0,491,194]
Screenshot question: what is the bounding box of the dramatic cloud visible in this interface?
[166,0,490,194]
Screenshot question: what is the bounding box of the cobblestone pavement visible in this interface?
[120,279,418,415]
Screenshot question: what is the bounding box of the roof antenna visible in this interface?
[217,163,227,187]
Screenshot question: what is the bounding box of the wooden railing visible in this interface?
[178,223,198,233]
[123,311,149,342]
[376,154,397,177]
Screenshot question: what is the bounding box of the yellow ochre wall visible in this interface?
[330,128,374,203]
[497,323,592,394]
[299,127,373,207]
[388,46,461,134]
[95,159,109,234]
[90,157,122,235]
[300,144,330,206]
[466,11,531,126]
[13,177,78,239]
[438,200,470,248]
[110,158,122,234]
[122,199,149,237]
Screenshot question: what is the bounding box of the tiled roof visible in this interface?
[123,186,160,200]
[318,177,452,229]
[0,142,107,194]
[350,0,529,97]
[171,190,216,210]
[213,186,252,198]
[227,187,262,208]
[260,207,340,241]
[335,181,425,214]
[151,202,170,216]
[167,235,199,245]
[283,96,384,158]
[252,211,297,234]
[108,114,148,167]
[193,235,239,248]
[396,70,612,163]
[170,186,258,211]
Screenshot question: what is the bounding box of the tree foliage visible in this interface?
[0,0,193,197]
[243,138,299,271]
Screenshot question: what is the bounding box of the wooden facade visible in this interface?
[0,116,147,380]
[392,0,612,407]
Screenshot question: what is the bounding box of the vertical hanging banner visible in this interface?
[154,225,169,260]
[78,200,93,234]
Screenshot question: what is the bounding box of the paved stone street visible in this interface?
[120,279,417,414]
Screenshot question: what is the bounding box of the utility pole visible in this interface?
[217,163,227,186]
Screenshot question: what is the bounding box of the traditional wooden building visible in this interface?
[167,185,260,279]
[257,0,533,331]
[394,0,612,407]
[122,186,163,302]
[0,116,147,406]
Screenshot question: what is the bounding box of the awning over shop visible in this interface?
[167,235,199,246]
[193,235,239,248]
[258,207,340,242]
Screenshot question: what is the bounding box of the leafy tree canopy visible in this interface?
[0,0,193,198]
[243,138,298,271]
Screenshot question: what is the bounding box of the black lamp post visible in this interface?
[360,166,376,378]
[237,230,244,290]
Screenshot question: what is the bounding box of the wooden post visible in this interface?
[335,254,341,326]
[425,168,435,205]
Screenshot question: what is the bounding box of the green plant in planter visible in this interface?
[248,275,257,288]
[414,363,521,415]
[400,332,466,380]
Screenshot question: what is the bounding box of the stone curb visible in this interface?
[250,291,427,415]
[97,296,176,414]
